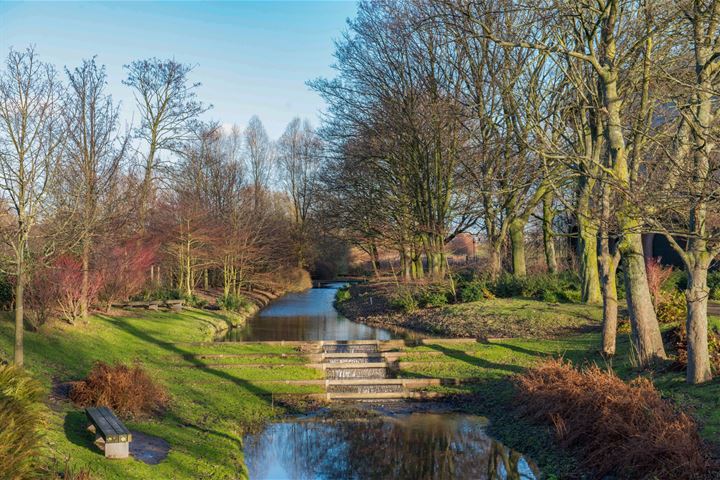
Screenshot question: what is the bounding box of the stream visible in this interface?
[226,282,539,479]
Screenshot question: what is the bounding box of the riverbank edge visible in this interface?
[335,282,720,478]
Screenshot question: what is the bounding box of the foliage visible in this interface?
[0,273,13,310]
[334,286,351,304]
[645,258,675,305]
[669,322,720,372]
[483,273,580,304]
[96,240,157,307]
[390,288,418,313]
[515,359,710,479]
[662,270,720,300]
[217,293,253,313]
[70,361,169,418]
[416,287,450,308]
[183,294,207,309]
[0,364,46,480]
[458,280,487,303]
[132,286,182,302]
[656,291,688,325]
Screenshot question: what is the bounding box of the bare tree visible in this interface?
[62,57,127,321]
[123,58,209,229]
[244,115,273,211]
[0,47,64,366]
[277,118,323,268]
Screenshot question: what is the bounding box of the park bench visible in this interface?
[85,406,132,459]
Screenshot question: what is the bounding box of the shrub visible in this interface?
[183,294,207,309]
[132,286,182,302]
[218,293,253,312]
[70,362,169,418]
[669,322,720,372]
[645,258,674,305]
[335,286,351,304]
[487,272,579,303]
[417,289,449,308]
[0,365,45,480]
[390,288,418,313]
[515,359,709,479]
[656,291,687,324]
[458,280,487,303]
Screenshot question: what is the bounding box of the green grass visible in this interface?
[1,298,718,479]
[0,309,320,479]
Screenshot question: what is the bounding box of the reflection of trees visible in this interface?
[244,414,540,479]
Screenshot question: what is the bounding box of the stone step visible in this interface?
[326,391,442,401]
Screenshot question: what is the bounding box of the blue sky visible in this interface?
[0,1,358,138]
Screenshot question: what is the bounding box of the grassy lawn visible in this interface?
[0,309,322,480]
[1,299,717,479]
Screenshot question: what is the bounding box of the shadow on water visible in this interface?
[244,413,540,480]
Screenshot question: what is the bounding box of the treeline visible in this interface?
[0,49,326,366]
[312,0,720,384]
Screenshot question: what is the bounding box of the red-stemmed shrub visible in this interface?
[514,359,711,479]
[96,239,157,307]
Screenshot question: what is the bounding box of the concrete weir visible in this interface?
[187,338,478,401]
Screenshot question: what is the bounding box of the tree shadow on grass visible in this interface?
[402,342,525,379]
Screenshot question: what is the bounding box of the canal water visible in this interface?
[244,412,539,480]
[227,282,539,479]
[221,282,399,341]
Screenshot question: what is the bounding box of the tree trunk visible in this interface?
[488,240,502,279]
[80,236,90,321]
[600,254,620,356]
[542,192,557,274]
[14,264,24,367]
[509,218,527,277]
[620,231,667,364]
[685,261,712,384]
[578,217,602,304]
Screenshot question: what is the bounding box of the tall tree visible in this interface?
[0,47,64,366]
[123,58,208,230]
[244,116,273,211]
[62,57,127,321]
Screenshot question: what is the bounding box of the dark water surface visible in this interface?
[221,282,399,341]
[244,413,539,480]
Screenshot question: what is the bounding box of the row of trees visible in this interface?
[314,0,719,384]
[0,48,326,366]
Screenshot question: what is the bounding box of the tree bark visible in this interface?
[80,236,90,321]
[14,263,24,367]
[509,218,527,277]
[542,192,557,274]
[578,216,602,304]
[685,261,712,384]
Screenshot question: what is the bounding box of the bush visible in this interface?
[390,288,418,313]
[486,273,579,303]
[335,286,351,304]
[669,322,720,372]
[218,293,253,313]
[183,294,207,309]
[458,280,487,303]
[417,288,449,308]
[515,359,709,479]
[656,291,687,324]
[0,365,45,480]
[70,362,169,418]
[132,287,182,302]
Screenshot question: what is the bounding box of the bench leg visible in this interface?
[104,441,129,459]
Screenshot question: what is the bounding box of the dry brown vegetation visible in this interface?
[514,359,712,479]
[70,362,169,418]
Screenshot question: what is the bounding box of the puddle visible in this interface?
[130,430,170,465]
[243,413,539,479]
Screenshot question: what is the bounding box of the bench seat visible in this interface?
[85,406,132,459]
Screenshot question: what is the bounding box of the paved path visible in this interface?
[709,302,720,316]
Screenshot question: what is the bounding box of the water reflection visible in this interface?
[222,283,399,341]
[244,413,539,480]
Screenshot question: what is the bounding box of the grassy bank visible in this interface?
[0,309,322,479]
[340,282,720,471]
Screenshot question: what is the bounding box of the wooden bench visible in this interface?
[85,406,132,459]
